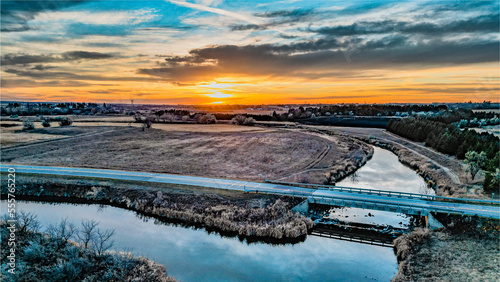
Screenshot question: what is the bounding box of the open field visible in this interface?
[70,122,273,133]
[1,125,365,183]
[0,122,121,147]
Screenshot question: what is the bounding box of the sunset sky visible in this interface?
[1,0,499,104]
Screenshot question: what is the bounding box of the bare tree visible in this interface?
[46,218,77,242]
[46,218,77,251]
[17,211,40,234]
[77,220,99,249]
[92,228,116,255]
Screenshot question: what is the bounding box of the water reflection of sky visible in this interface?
[6,201,398,282]
[337,147,429,194]
[328,146,431,227]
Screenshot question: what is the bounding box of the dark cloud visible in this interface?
[1,0,92,32]
[1,51,115,65]
[0,78,92,88]
[313,13,499,36]
[138,35,499,82]
[4,68,159,83]
[230,24,266,31]
[30,64,55,71]
[255,9,313,18]
[62,51,114,60]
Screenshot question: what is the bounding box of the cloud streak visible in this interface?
[1,51,116,65]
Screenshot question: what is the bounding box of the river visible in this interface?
[2,146,432,281]
[328,146,432,228]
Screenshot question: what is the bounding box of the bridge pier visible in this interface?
[425,213,445,230]
[292,199,310,213]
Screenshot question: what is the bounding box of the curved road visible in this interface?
[1,164,499,219]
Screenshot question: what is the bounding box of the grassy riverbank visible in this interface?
[1,174,314,241]
[0,217,175,281]
[393,217,500,281]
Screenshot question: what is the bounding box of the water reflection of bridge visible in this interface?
[310,225,397,248]
[249,181,500,220]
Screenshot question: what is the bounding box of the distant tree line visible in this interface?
[1,102,109,116]
[388,118,499,193]
[427,109,499,125]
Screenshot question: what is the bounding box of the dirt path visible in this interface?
[382,131,462,184]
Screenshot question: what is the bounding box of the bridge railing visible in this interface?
[244,188,310,198]
[317,186,436,200]
[266,180,500,206]
[265,179,337,189]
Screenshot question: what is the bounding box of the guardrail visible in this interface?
[266,179,500,206]
[244,188,311,198]
[265,179,336,189]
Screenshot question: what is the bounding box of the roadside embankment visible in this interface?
[1,176,314,241]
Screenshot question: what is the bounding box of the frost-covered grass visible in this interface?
[0,214,175,281]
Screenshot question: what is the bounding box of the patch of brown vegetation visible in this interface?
[393,230,500,281]
[393,215,500,281]
[1,175,314,240]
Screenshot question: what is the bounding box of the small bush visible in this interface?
[42,119,51,127]
[199,114,217,124]
[231,115,247,125]
[243,117,256,126]
[23,120,35,130]
[59,117,73,126]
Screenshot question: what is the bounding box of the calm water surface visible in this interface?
[329,146,431,227]
[4,201,397,281]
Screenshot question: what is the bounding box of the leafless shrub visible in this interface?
[198,114,217,124]
[231,115,246,125]
[17,211,40,234]
[77,220,99,249]
[92,228,116,255]
[23,119,35,130]
[231,115,256,126]
[243,117,256,126]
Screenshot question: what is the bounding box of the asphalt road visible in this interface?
[2,164,499,219]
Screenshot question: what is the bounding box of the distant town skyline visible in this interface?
[1,0,499,104]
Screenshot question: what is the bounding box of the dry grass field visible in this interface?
[1,124,361,182]
[0,122,119,147]
[71,122,272,133]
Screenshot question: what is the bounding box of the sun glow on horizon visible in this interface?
[1,1,499,104]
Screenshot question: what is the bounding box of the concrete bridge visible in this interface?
[2,165,499,220]
[247,181,500,220]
